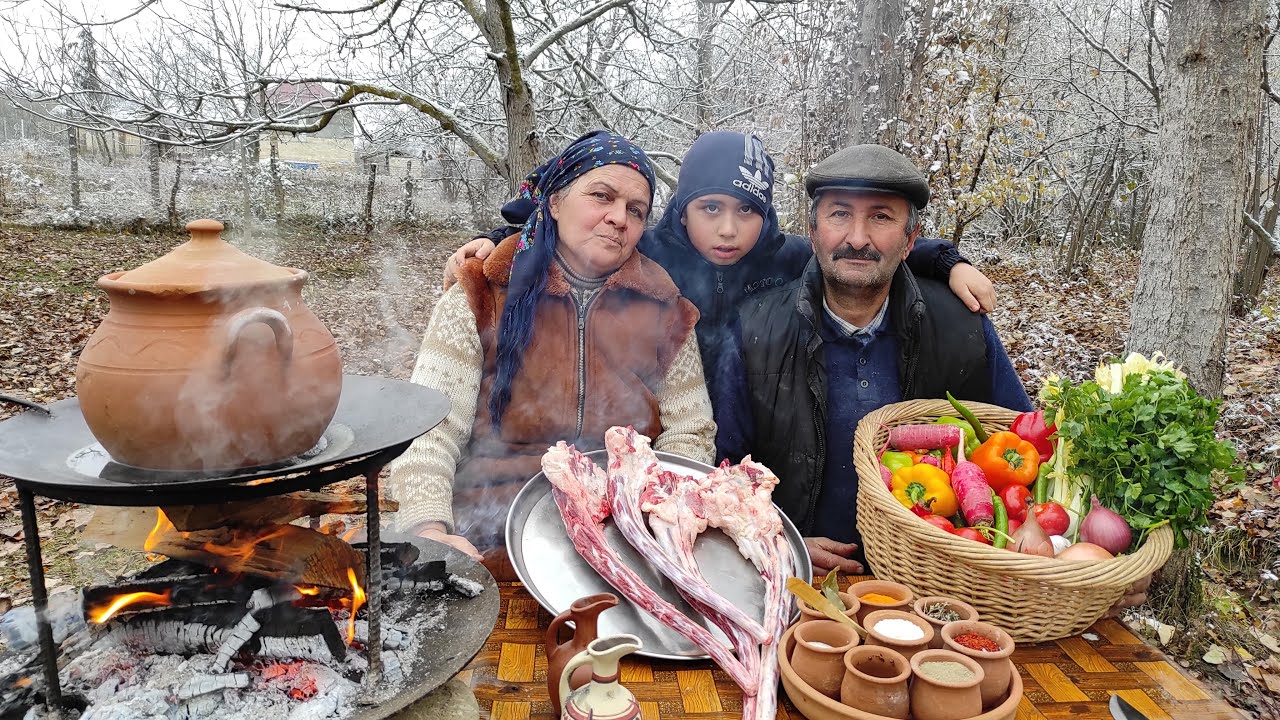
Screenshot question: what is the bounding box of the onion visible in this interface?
[1079,496,1133,555]
[1056,542,1114,561]
[1010,508,1055,557]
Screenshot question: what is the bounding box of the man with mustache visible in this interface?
[717,144,1034,575]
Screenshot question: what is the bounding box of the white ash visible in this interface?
[446,575,483,598]
[11,590,458,719]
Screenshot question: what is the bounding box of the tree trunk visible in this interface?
[148,141,161,214]
[239,137,253,240]
[486,0,541,190]
[694,0,717,133]
[363,161,378,235]
[168,156,183,230]
[402,159,415,222]
[843,0,906,146]
[270,133,284,223]
[68,126,81,210]
[1127,0,1264,397]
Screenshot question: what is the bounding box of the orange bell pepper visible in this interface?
[970,431,1040,492]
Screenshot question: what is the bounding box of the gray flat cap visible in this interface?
[805,144,930,208]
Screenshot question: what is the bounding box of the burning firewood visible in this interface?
[162,491,399,532]
[147,523,366,590]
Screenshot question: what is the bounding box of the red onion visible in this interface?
[1079,496,1132,555]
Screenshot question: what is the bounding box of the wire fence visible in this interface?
[0,138,510,236]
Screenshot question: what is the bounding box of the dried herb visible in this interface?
[922,602,961,623]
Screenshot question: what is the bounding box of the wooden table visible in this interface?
[459,582,1243,720]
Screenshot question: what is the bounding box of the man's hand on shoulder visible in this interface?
[805,537,864,576]
[948,262,996,313]
[415,521,483,561]
[442,238,497,290]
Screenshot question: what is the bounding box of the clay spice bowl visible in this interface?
[940,620,1016,710]
[863,609,935,665]
[798,591,862,627]
[909,648,986,720]
[913,596,979,649]
[791,619,861,699]
[848,579,913,626]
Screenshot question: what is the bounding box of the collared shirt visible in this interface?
[822,296,889,339]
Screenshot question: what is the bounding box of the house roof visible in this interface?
[267,82,337,110]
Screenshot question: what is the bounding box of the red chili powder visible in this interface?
[953,632,1000,652]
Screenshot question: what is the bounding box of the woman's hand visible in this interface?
[948,262,996,313]
[442,238,497,290]
[416,521,483,561]
[805,537,864,576]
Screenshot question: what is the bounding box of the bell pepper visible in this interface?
[971,431,1040,492]
[891,465,958,518]
[934,416,980,456]
[1010,410,1056,462]
[881,451,915,473]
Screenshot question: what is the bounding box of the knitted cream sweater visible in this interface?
[386,284,716,533]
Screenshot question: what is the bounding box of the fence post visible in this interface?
[363,161,378,235]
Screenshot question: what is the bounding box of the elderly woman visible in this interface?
[387,131,716,572]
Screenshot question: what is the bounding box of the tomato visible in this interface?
[1000,485,1032,522]
[1032,502,1070,536]
[919,514,956,533]
[1007,517,1023,535]
[949,527,992,545]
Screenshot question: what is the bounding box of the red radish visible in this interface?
[880,464,893,489]
[887,424,963,451]
[950,459,994,526]
[918,455,942,468]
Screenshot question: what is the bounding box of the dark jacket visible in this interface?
[724,259,999,538]
[639,209,970,435]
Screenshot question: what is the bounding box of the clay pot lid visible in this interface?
[106,219,300,291]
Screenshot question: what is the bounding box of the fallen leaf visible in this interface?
[1256,631,1280,654]
[1237,646,1256,662]
[0,525,22,540]
[1204,645,1228,664]
[1220,663,1249,682]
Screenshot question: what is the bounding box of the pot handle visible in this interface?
[222,307,294,378]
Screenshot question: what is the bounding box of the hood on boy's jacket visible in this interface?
[652,131,784,281]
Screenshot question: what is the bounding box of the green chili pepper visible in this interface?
[935,416,980,456]
[1033,462,1051,505]
[989,490,1009,549]
[946,391,990,444]
[881,451,915,473]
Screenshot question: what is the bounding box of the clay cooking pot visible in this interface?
[75,219,342,471]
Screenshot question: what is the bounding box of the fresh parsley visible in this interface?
[1043,369,1242,548]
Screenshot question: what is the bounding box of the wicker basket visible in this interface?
[854,399,1174,643]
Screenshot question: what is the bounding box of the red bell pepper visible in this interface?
[1010,410,1056,462]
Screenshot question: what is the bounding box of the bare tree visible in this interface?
[1128,0,1266,396]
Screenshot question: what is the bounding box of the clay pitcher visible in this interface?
[545,593,619,714]
[75,219,342,471]
[559,634,642,720]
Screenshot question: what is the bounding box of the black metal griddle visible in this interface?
[0,374,489,719]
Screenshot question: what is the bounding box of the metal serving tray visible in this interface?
[505,449,811,661]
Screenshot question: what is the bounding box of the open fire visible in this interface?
[0,508,484,720]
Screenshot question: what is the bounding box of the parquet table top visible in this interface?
[460,582,1243,720]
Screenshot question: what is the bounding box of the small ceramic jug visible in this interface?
[863,609,935,665]
[848,579,913,627]
[789,620,860,699]
[940,620,1015,709]
[840,645,911,719]
[545,593,619,714]
[560,634,643,720]
[909,648,985,720]
[913,596,980,649]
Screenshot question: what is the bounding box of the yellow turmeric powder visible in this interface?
[860,592,900,604]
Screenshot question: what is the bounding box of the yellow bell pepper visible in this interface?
[891,465,958,518]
